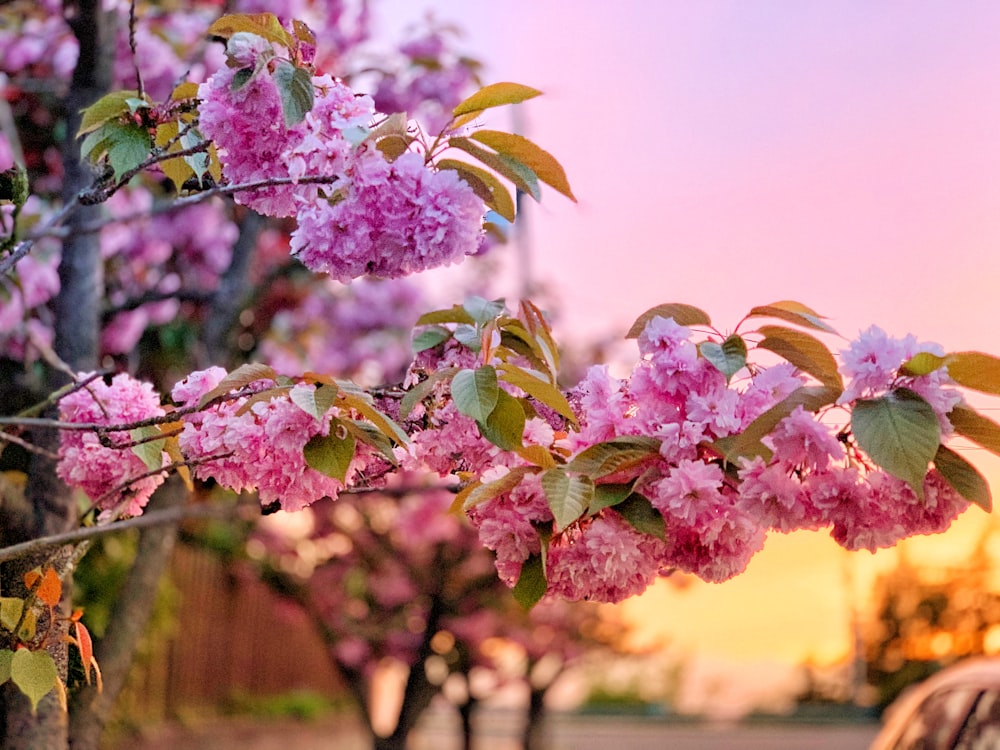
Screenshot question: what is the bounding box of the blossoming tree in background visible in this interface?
[3,2,1000,750]
[249,482,616,750]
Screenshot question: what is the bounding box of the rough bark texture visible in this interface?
[67,479,187,750]
[0,2,112,748]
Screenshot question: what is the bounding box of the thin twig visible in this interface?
[77,141,212,205]
[0,501,256,564]
[0,430,61,460]
[129,0,144,102]
[0,383,264,432]
[0,198,81,276]
[77,173,341,230]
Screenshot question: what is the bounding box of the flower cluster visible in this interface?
[171,367,351,512]
[290,149,485,281]
[456,317,971,603]
[57,373,167,517]
[196,30,485,280]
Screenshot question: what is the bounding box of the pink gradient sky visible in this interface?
[383,1,1000,350]
[379,2,1000,668]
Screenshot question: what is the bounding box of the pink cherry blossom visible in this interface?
[57,373,167,517]
[172,369,349,511]
[290,149,485,281]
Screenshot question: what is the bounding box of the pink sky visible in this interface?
[383,1,1000,350]
[379,2,1000,672]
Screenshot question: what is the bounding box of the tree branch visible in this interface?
[0,499,254,564]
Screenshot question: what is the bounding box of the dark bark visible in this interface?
[55,0,113,375]
[458,695,475,750]
[0,2,113,748]
[200,211,264,365]
[523,687,547,750]
[67,479,187,750]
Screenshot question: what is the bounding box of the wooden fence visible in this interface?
[118,542,342,722]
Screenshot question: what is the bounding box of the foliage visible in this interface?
[0,1,999,744]
[863,542,1000,710]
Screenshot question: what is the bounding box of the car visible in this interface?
[870,657,1000,749]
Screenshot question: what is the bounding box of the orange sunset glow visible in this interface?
[380,0,1000,676]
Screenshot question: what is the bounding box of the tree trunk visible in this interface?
[0,2,112,748]
[68,479,187,750]
[523,687,547,750]
[458,696,475,750]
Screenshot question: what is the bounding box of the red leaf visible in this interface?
[74,621,94,686]
[23,568,61,609]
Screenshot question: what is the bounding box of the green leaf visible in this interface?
[129,426,166,472]
[498,363,576,424]
[452,366,499,423]
[336,390,409,446]
[207,12,292,47]
[589,483,635,514]
[0,597,23,632]
[946,351,1000,395]
[77,90,142,136]
[699,334,747,383]
[470,130,576,201]
[453,82,542,116]
[746,301,836,334]
[851,388,941,498]
[464,296,506,325]
[712,385,840,464]
[626,304,712,339]
[613,493,665,540]
[231,67,255,92]
[512,553,547,609]
[79,129,112,166]
[446,138,541,201]
[289,384,338,421]
[756,325,843,391]
[0,649,12,684]
[105,123,152,180]
[901,352,949,377]
[400,368,458,419]
[436,159,515,222]
[10,649,57,713]
[479,389,525,450]
[453,324,481,351]
[542,469,595,531]
[948,405,1000,457]
[303,427,356,484]
[415,305,475,326]
[341,419,397,465]
[566,436,661,478]
[412,325,452,353]
[272,60,314,127]
[197,363,277,408]
[934,444,992,511]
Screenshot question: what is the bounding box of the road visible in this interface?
[121,711,882,750]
